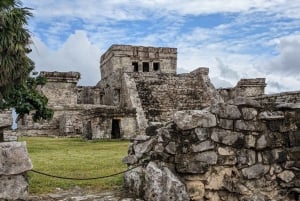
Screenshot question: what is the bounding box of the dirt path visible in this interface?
[28,187,143,201]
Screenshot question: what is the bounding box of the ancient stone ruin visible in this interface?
[15,45,270,140]
[123,98,300,200]
[4,44,299,200]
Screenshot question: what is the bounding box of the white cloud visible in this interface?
[268,34,300,75]
[29,30,101,86]
[22,0,300,94]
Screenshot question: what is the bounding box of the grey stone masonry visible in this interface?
[0,142,33,200]
[124,97,300,201]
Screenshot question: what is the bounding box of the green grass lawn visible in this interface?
[19,137,130,194]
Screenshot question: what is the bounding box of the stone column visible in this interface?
[0,141,33,200]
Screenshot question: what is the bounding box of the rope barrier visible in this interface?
[29,165,141,181]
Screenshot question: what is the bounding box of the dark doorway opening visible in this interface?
[132,62,139,72]
[142,62,149,72]
[85,121,92,140]
[153,62,160,71]
[111,119,121,139]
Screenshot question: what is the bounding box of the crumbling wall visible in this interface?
[83,106,137,139]
[130,68,220,123]
[218,78,266,102]
[39,71,80,106]
[254,91,300,107]
[77,86,101,104]
[124,97,300,201]
[0,109,12,142]
[0,142,32,200]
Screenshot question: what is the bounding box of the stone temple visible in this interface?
[14,45,297,139]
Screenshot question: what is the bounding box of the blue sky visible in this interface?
[23,0,300,93]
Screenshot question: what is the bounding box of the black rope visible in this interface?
[29,165,141,181]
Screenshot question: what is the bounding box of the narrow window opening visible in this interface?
[143,62,149,72]
[153,62,160,71]
[100,91,105,104]
[111,119,121,139]
[132,62,139,72]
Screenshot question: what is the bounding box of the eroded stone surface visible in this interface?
[174,110,216,130]
[144,162,189,201]
[0,142,32,175]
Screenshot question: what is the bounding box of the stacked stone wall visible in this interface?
[124,97,300,201]
[129,68,219,123]
[255,91,300,106]
[0,142,32,200]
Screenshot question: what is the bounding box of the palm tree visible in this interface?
[0,0,53,142]
[0,0,33,97]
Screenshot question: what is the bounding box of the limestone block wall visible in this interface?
[100,45,177,80]
[129,68,220,123]
[218,78,266,102]
[39,71,80,107]
[77,86,101,104]
[17,105,84,137]
[83,106,137,139]
[0,109,12,129]
[0,142,33,200]
[255,91,300,106]
[124,97,300,201]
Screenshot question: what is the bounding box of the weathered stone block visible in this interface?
[217,155,237,165]
[176,161,209,174]
[185,180,205,201]
[0,142,32,201]
[256,134,268,150]
[219,118,234,130]
[144,162,189,201]
[258,111,284,120]
[191,140,214,152]
[227,97,261,108]
[205,167,235,190]
[174,110,216,130]
[285,161,300,171]
[211,129,244,147]
[277,170,295,183]
[0,174,29,200]
[124,166,144,198]
[289,130,300,147]
[122,155,138,165]
[165,142,176,155]
[242,164,268,179]
[210,103,241,119]
[287,147,300,161]
[0,110,12,129]
[276,103,300,110]
[235,120,266,132]
[237,149,256,166]
[0,142,33,175]
[245,135,256,148]
[262,149,287,164]
[242,108,258,120]
[133,138,156,158]
[218,147,236,155]
[194,127,210,142]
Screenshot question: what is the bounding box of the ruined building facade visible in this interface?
[16,45,282,139]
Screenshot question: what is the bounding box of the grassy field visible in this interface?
[19,137,130,194]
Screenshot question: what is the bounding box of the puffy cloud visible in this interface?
[268,35,300,75]
[29,30,101,86]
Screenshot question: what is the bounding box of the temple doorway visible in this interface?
[111,119,121,139]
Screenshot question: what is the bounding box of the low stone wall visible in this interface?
[123,97,300,201]
[0,142,33,200]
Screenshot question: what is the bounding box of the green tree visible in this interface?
[0,0,53,141]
